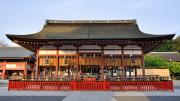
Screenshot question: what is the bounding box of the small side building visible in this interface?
[137,52,180,80]
[0,47,35,80]
[149,52,180,62]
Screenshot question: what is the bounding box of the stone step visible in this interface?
[62,91,116,101]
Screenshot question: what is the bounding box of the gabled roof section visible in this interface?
[149,52,180,62]
[6,20,175,40]
[0,47,34,59]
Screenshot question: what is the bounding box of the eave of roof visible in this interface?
[6,33,175,41]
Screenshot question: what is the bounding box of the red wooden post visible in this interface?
[8,80,11,91]
[2,60,6,79]
[171,81,174,92]
[71,81,77,90]
[101,46,105,80]
[24,62,27,80]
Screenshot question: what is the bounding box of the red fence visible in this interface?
[109,81,174,91]
[8,80,174,91]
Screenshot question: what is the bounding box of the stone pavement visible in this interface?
[1,87,180,101]
[1,86,180,97]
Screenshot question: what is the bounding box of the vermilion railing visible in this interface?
[109,81,174,91]
[8,80,174,91]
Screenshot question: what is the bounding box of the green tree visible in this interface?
[154,35,180,52]
[174,36,180,52]
[154,40,174,52]
[144,55,167,68]
[166,62,180,76]
[145,54,180,77]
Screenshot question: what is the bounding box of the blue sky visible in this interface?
[0,0,180,46]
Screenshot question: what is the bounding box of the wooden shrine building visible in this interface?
[0,47,35,80]
[6,20,175,91]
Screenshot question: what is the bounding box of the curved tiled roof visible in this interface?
[149,52,180,62]
[6,20,175,40]
[0,47,34,59]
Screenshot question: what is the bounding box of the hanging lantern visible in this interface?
[112,45,115,62]
[93,53,96,58]
[130,47,135,64]
[44,59,49,65]
[64,45,68,65]
[83,54,86,58]
[131,55,135,64]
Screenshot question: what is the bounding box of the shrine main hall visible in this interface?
[6,20,175,91]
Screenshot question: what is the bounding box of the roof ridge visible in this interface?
[150,52,179,53]
[45,19,137,25]
[0,46,23,48]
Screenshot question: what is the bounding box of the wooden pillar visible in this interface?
[68,66,70,76]
[141,49,145,78]
[76,46,79,80]
[129,67,131,78]
[50,68,52,78]
[24,62,27,77]
[55,47,59,78]
[35,48,39,78]
[44,67,46,78]
[135,67,137,77]
[57,52,59,78]
[121,46,125,80]
[124,67,127,77]
[101,46,104,80]
[2,60,6,79]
